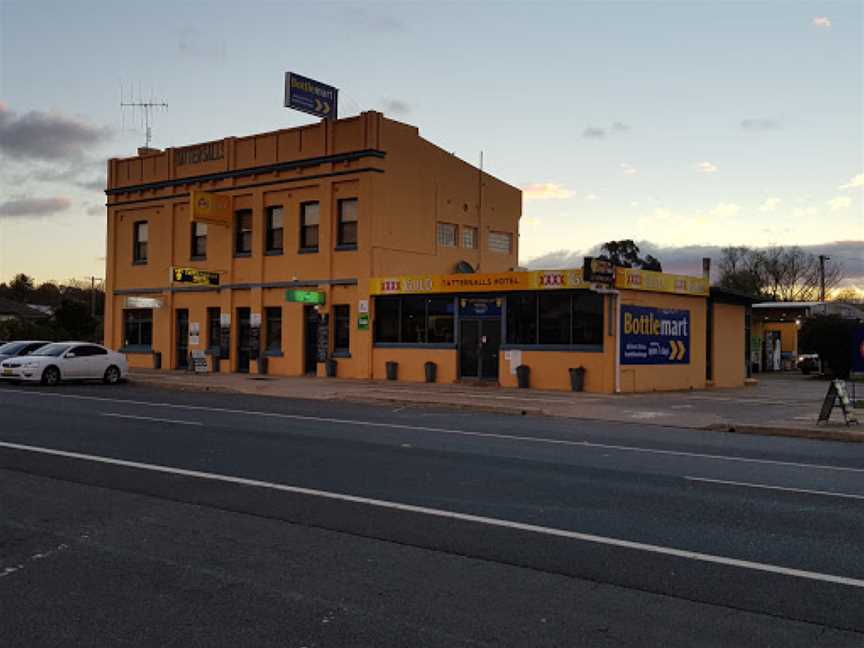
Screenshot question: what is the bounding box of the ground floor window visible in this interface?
[265,307,282,353]
[505,290,603,348]
[123,309,153,350]
[333,305,350,354]
[207,307,221,351]
[374,296,455,345]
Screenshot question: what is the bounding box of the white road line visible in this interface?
[685,476,864,500]
[100,413,203,426]
[1,439,863,590]
[1,388,863,474]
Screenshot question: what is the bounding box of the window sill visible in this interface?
[234,252,252,258]
[132,260,148,266]
[190,255,206,262]
[334,244,358,252]
[263,350,284,357]
[298,247,319,255]
[119,346,153,354]
[265,249,284,256]
[332,350,351,358]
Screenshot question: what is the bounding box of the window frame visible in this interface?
[437,222,458,248]
[299,201,320,253]
[462,226,477,249]
[191,222,208,260]
[488,231,513,254]
[265,206,284,255]
[264,306,282,355]
[333,305,351,356]
[503,290,604,351]
[206,307,221,353]
[336,198,358,250]
[234,209,253,257]
[122,308,153,352]
[133,221,148,264]
[373,296,456,348]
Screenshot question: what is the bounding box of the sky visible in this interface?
[1,0,862,288]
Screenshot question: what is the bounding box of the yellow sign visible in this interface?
[172,267,220,286]
[614,268,708,296]
[190,190,232,225]
[370,269,590,295]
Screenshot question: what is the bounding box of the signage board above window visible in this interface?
[285,289,326,305]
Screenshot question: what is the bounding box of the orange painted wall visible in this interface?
[712,302,746,388]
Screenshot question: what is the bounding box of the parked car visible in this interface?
[796,353,820,375]
[0,340,51,363]
[0,342,128,385]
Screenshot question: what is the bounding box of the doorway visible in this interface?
[459,318,500,380]
[236,307,251,373]
[175,309,189,369]
[304,306,319,375]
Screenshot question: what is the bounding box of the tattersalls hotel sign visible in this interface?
[175,141,225,166]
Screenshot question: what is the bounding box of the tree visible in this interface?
[7,273,35,302]
[716,246,843,301]
[831,287,864,304]
[599,240,663,271]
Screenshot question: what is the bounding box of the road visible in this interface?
[1,381,863,647]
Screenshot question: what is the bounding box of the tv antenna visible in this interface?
[120,84,168,149]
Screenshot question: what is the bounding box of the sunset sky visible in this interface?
[1,0,861,287]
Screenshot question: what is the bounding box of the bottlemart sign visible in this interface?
[285,289,325,305]
[620,306,690,365]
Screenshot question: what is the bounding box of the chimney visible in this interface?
[702,257,711,281]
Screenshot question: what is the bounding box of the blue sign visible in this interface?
[852,326,864,373]
[284,72,338,120]
[460,298,501,318]
[621,306,690,365]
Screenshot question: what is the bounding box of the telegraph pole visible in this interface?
[818,255,830,302]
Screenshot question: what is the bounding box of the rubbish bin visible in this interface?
[386,361,398,381]
[424,361,437,383]
[569,366,586,392]
[257,355,268,375]
[152,351,161,369]
[326,359,338,378]
[516,364,530,389]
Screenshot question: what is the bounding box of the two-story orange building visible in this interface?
[104,111,752,393]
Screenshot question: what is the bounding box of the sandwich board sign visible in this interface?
[284,72,338,120]
[818,380,859,426]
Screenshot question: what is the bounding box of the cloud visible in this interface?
[582,127,606,139]
[611,122,630,133]
[584,193,599,201]
[86,204,103,216]
[178,26,227,59]
[630,201,640,208]
[381,98,411,116]
[0,105,112,162]
[740,118,782,131]
[77,177,107,192]
[759,198,782,212]
[697,161,718,174]
[709,203,741,218]
[521,183,574,200]
[620,163,638,175]
[812,17,832,29]
[338,6,406,33]
[839,173,864,190]
[0,197,72,218]
[827,196,852,211]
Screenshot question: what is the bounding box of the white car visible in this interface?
[0,342,128,386]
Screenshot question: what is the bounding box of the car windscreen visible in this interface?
[31,344,72,357]
[0,342,28,355]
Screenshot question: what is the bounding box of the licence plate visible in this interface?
[2,369,13,376]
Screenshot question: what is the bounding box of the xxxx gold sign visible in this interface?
[614,268,708,296]
[190,190,232,225]
[369,269,590,296]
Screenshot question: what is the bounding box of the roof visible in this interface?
[0,297,48,319]
[709,287,759,305]
[752,301,822,309]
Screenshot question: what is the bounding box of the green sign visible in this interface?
[358,314,369,330]
[285,289,325,305]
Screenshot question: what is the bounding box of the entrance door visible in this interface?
[236,307,251,373]
[459,318,500,380]
[176,309,189,369]
[304,306,319,374]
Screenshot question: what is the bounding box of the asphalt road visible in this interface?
[1,381,863,646]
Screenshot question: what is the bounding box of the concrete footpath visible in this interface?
[128,369,863,442]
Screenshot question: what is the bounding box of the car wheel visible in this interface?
[41,366,61,386]
[103,365,121,385]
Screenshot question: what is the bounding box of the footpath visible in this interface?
[128,369,863,443]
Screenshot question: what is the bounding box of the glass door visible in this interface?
[175,309,189,369]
